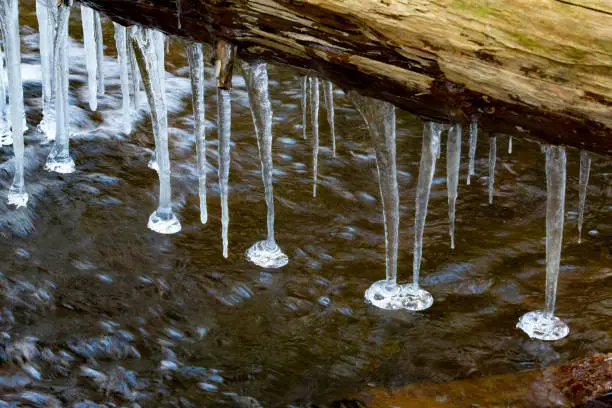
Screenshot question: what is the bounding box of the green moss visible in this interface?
[452,0,493,17]
[512,32,542,50]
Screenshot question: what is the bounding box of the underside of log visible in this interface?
[79,0,612,157]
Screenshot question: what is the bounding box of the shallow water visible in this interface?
[0,2,611,406]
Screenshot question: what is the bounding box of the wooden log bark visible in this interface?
[79,0,612,156]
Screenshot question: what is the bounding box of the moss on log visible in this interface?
[79,0,612,156]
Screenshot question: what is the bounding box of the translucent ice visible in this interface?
[113,23,131,134]
[217,88,231,257]
[81,6,98,111]
[446,124,461,249]
[577,151,591,244]
[35,0,56,140]
[517,146,569,341]
[467,118,477,185]
[323,80,336,157]
[130,26,181,234]
[241,61,288,268]
[488,135,496,205]
[309,76,319,197]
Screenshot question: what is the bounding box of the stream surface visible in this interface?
[0,1,611,406]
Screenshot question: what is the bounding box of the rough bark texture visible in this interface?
[79,0,612,156]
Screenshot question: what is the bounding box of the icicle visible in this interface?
[409,121,441,311]
[45,2,75,173]
[350,92,407,310]
[488,135,496,205]
[186,43,207,225]
[577,150,591,244]
[517,145,569,341]
[0,41,11,145]
[447,124,461,249]
[94,11,105,97]
[1,0,28,207]
[218,89,231,258]
[81,6,98,111]
[241,61,288,268]
[35,0,56,140]
[467,117,477,185]
[309,76,319,197]
[215,40,235,258]
[323,80,336,157]
[128,38,142,112]
[130,26,181,234]
[176,0,182,30]
[300,76,307,140]
[508,136,513,154]
[113,23,131,134]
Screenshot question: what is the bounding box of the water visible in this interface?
[0,2,610,405]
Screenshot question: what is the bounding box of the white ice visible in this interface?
[45,3,75,174]
[35,0,56,140]
[81,6,98,111]
[1,0,28,207]
[113,23,131,134]
[186,42,207,225]
[300,76,307,140]
[217,88,231,257]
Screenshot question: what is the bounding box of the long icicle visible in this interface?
[300,76,307,140]
[0,37,11,145]
[467,117,477,185]
[447,124,461,249]
[517,145,569,341]
[130,26,181,234]
[488,135,496,205]
[35,0,56,141]
[350,92,407,310]
[409,121,441,310]
[577,150,591,244]
[309,76,319,197]
[81,6,98,111]
[242,61,288,268]
[94,11,105,97]
[186,42,207,225]
[1,0,28,207]
[128,40,142,112]
[147,31,165,172]
[45,2,75,174]
[215,41,235,258]
[323,80,336,157]
[113,23,131,134]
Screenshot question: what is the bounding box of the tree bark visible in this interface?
[79,0,612,156]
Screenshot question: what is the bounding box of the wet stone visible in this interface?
[67,335,140,360]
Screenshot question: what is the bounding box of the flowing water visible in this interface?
[0,2,611,406]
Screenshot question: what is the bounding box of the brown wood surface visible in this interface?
[79,0,612,156]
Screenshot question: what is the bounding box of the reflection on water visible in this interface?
[0,1,610,406]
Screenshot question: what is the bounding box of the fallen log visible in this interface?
[352,353,612,407]
[79,0,612,157]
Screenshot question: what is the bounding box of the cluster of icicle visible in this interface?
[0,0,596,340]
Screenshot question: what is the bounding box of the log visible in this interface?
[352,353,612,407]
[79,0,612,156]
